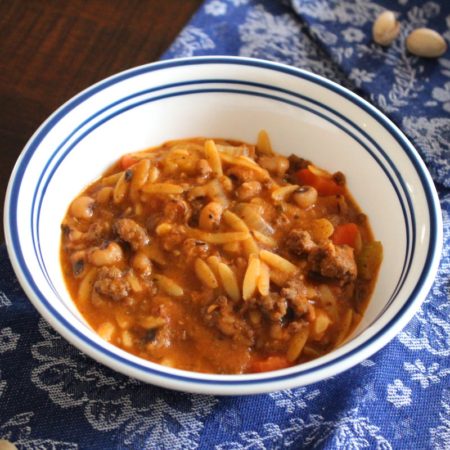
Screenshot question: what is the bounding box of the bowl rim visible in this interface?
[4,56,443,394]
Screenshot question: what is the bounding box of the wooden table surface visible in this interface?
[0,0,203,243]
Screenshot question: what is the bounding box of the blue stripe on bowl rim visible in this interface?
[33,85,413,317]
[6,57,441,387]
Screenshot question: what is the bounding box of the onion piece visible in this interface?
[216,144,249,157]
[234,203,274,235]
[188,179,229,207]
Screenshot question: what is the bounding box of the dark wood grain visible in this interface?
[0,0,203,242]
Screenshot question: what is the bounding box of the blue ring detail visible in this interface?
[7,57,439,387]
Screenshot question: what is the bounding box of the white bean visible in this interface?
[199,201,224,231]
[372,11,400,46]
[258,155,289,177]
[237,181,262,201]
[132,251,152,276]
[70,196,95,220]
[89,242,123,266]
[292,186,318,209]
[406,28,447,58]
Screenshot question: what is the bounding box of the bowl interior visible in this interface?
[5,58,440,394]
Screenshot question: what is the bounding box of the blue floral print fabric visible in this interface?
[1,1,449,449]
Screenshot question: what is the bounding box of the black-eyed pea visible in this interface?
[70,196,95,220]
[292,186,318,209]
[66,227,84,242]
[132,251,152,276]
[237,181,262,200]
[258,155,289,177]
[199,201,223,231]
[89,242,123,266]
[70,250,86,276]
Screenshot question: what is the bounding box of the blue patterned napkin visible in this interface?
[1,1,449,448]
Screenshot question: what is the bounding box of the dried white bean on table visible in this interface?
[372,10,400,46]
[406,28,447,58]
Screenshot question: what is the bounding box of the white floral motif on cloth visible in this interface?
[269,388,321,413]
[205,0,228,16]
[0,372,79,448]
[30,319,217,449]
[0,328,19,354]
[167,26,215,58]
[404,360,450,389]
[217,409,392,449]
[238,4,350,84]
[386,379,412,408]
[397,193,450,356]
[430,389,450,449]
[0,292,11,308]
[432,81,450,113]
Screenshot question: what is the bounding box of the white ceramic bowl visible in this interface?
[4,57,442,395]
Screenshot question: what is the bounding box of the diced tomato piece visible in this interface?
[249,356,292,373]
[332,223,360,248]
[296,168,344,196]
[120,154,139,170]
[296,167,316,186]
